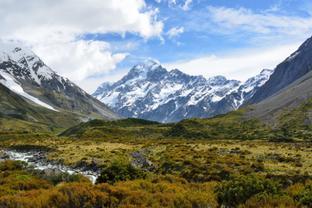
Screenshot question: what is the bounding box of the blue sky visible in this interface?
[81,0,312,90]
[2,0,312,92]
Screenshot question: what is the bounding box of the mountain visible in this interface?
[247,36,312,126]
[93,60,272,122]
[0,41,119,128]
[250,36,312,104]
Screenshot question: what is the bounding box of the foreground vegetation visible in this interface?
[1,100,312,207]
[0,159,311,208]
[1,135,312,207]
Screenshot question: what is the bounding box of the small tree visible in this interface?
[96,161,146,184]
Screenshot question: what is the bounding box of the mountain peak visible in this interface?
[0,41,55,85]
[132,59,161,72]
[169,68,187,76]
[94,60,271,122]
[207,75,235,86]
[0,41,119,121]
[260,69,273,75]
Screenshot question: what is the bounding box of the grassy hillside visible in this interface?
[0,83,91,132]
[60,106,312,142]
[59,118,168,140]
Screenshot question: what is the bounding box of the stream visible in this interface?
[0,150,100,184]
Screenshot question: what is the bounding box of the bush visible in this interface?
[34,171,89,185]
[297,184,312,207]
[242,194,296,208]
[0,160,26,171]
[216,174,280,207]
[96,161,146,184]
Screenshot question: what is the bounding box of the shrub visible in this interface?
[297,184,312,207]
[0,160,26,171]
[35,171,89,185]
[96,161,146,184]
[216,174,280,207]
[241,193,296,208]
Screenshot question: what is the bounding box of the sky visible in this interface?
[1,0,312,93]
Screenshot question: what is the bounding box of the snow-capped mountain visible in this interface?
[0,41,119,124]
[93,60,273,122]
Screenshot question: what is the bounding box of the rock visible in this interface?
[131,150,155,171]
[0,150,9,160]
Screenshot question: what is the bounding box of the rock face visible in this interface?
[94,59,272,122]
[250,36,312,104]
[247,70,312,124]
[0,41,119,122]
[245,36,312,123]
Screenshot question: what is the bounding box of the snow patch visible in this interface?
[0,72,57,111]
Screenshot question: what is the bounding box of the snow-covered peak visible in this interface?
[243,69,273,89]
[132,59,161,73]
[93,59,272,122]
[207,75,240,86]
[260,69,274,76]
[233,68,274,107]
[93,82,112,97]
[0,41,55,85]
[99,82,112,89]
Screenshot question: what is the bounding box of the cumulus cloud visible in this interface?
[0,0,163,92]
[164,43,301,81]
[34,41,127,82]
[167,27,185,39]
[0,0,163,41]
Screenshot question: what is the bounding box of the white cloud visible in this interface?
[182,0,192,11]
[164,43,301,81]
[0,0,163,41]
[0,0,163,92]
[34,40,127,82]
[78,70,128,93]
[169,0,177,6]
[167,27,185,39]
[157,0,191,10]
[207,6,312,35]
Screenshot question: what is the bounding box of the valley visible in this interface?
[1,4,312,207]
[0,116,311,207]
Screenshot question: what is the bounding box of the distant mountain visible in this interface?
[0,41,119,127]
[93,60,272,122]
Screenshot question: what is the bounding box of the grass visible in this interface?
[1,103,312,207]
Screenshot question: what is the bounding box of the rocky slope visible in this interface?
[94,60,272,122]
[0,41,119,127]
[250,36,312,104]
[247,36,312,125]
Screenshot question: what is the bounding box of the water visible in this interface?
[1,150,100,184]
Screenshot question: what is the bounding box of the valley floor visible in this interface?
[0,135,311,207]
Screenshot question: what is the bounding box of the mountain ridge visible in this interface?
[249,36,312,104]
[94,60,273,122]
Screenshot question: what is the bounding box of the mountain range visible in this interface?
[2,34,312,128]
[93,60,273,122]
